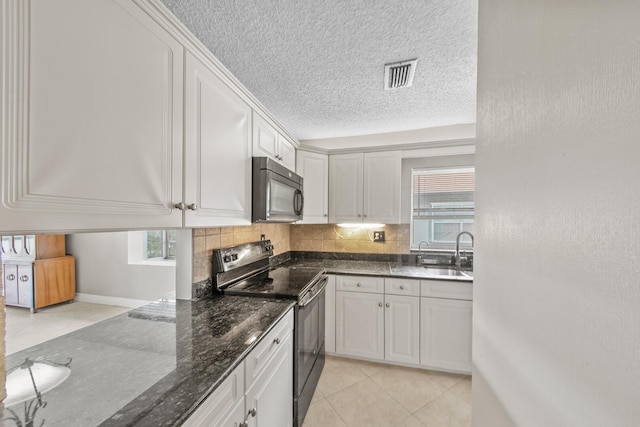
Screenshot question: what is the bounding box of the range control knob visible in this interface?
[223,255,232,263]
[231,253,238,261]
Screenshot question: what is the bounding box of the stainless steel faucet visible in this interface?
[454,231,474,270]
[416,241,429,264]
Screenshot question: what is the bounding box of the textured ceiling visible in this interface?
[160,0,478,141]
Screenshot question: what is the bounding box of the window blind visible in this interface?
[412,168,475,221]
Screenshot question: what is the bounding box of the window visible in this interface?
[144,230,177,260]
[411,167,475,249]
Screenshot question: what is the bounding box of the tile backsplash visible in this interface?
[290,224,410,254]
[191,223,410,284]
[192,224,290,283]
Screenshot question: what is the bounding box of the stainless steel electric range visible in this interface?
[212,240,327,427]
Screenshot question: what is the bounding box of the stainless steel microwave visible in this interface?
[252,157,303,222]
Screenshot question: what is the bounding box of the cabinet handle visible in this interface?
[385,303,390,308]
[273,338,280,345]
[7,274,15,281]
[399,285,405,290]
[240,408,257,427]
[357,214,362,218]
[187,203,198,211]
[324,214,328,217]
[174,202,185,210]
[363,214,367,218]
[356,283,361,287]
[20,275,29,282]
[378,302,383,307]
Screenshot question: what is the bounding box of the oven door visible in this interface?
[296,277,326,396]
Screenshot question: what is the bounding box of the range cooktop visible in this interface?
[221,266,324,299]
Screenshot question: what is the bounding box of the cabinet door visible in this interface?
[296,151,329,223]
[363,151,401,224]
[278,135,297,171]
[420,297,472,373]
[17,264,34,308]
[329,154,364,223]
[182,362,245,427]
[245,332,293,427]
[33,256,75,309]
[216,398,246,427]
[3,265,19,306]
[253,113,279,160]
[335,291,384,360]
[384,295,420,365]
[1,0,184,232]
[184,52,252,227]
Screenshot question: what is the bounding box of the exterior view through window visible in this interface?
[411,167,475,249]
[145,230,177,260]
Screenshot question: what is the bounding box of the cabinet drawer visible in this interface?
[421,280,473,300]
[182,361,244,427]
[245,308,293,389]
[336,275,384,293]
[384,278,420,296]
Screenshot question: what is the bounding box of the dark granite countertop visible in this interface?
[5,295,295,427]
[278,258,473,282]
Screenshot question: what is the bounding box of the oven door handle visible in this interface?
[298,276,328,307]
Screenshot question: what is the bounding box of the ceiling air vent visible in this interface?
[384,59,417,90]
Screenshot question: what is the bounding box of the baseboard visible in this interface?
[74,293,153,308]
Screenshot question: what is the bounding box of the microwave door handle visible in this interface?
[293,189,304,215]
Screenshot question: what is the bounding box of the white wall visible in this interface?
[301,124,475,150]
[66,232,176,305]
[474,1,640,426]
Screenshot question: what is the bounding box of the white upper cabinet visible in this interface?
[296,151,329,223]
[0,0,184,232]
[329,151,401,224]
[363,151,402,224]
[278,135,297,171]
[184,52,252,227]
[252,113,296,171]
[1,0,299,233]
[329,153,364,223]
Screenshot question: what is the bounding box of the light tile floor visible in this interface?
[303,355,472,427]
[5,302,131,355]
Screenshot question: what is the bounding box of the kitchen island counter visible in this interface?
[5,296,295,427]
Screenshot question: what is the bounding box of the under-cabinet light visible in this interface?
[336,223,385,229]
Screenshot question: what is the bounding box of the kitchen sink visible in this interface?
[423,267,473,279]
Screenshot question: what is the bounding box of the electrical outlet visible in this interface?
[373,231,385,242]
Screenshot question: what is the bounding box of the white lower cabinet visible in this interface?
[184,309,293,427]
[245,331,293,427]
[384,294,420,365]
[420,297,472,373]
[182,362,245,427]
[335,290,385,360]
[334,275,472,373]
[335,288,419,364]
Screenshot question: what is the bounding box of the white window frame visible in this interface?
[143,230,176,261]
[410,166,475,250]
